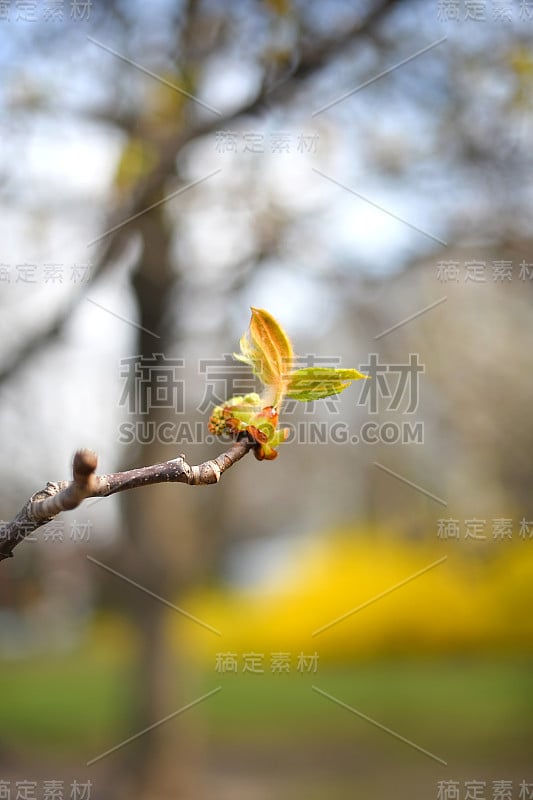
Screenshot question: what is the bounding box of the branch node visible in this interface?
[74,449,98,478]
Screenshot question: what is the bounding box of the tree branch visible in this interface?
[0,437,254,563]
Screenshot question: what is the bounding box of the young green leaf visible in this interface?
[286,367,369,402]
[234,307,294,405]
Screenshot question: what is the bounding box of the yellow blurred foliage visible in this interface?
[265,0,292,16]
[114,137,159,194]
[175,530,533,664]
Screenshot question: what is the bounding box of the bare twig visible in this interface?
[0,437,254,562]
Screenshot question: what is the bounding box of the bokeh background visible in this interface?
[1,1,532,798]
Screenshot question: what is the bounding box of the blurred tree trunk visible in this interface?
[114,206,203,800]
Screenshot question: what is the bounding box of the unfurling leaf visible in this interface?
[287,367,369,402]
[234,307,293,406]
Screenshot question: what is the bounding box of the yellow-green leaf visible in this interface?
[286,367,369,401]
[235,308,294,403]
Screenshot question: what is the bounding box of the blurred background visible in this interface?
[0,0,532,798]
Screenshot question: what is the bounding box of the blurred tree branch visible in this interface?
[0,0,398,386]
[0,436,253,562]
